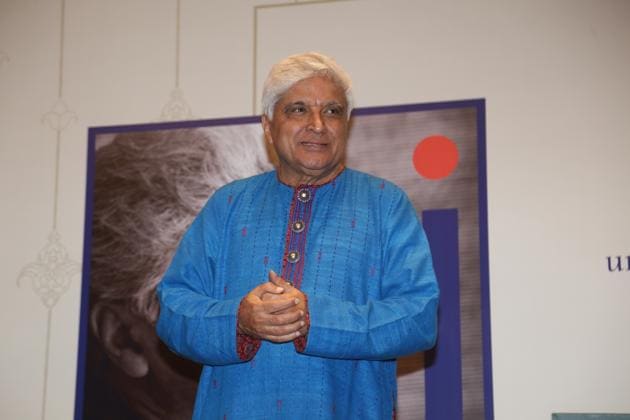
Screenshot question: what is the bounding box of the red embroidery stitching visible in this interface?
[281,193,298,279]
[236,299,261,360]
[236,331,261,361]
[293,294,310,352]
[282,185,317,288]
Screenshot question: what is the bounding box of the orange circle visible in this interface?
[412,135,459,180]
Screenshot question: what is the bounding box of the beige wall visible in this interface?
[1,0,629,419]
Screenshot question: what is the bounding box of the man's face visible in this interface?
[262,75,349,185]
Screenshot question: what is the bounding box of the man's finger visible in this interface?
[259,320,305,340]
[252,307,302,327]
[262,296,299,314]
[269,270,290,288]
[251,281,284,298]
[262,308,304,326]
[261,330,302,343]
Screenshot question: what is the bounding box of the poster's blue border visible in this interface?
[74,99,492,420]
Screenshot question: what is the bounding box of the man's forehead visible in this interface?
[282,98,344,106]
[278,77,346,105]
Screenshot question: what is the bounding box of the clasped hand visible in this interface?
[238,271,308,343]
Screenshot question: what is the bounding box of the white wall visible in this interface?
[1,0,629,419]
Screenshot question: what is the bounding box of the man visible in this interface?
[84,126,271,419]
[156,52,439,419]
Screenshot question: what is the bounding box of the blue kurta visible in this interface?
[156,168,439,419]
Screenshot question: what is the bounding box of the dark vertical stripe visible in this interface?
[423,208,463,420]
[74,130,96,420]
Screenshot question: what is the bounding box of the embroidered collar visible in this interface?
[275,166,346,189]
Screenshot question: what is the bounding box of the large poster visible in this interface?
[75,99,491,420]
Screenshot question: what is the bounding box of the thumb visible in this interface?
[252,280,284,298]
[268,270,289,288]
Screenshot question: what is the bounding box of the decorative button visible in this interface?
[291,220,305,233]
[287,251,300,263]
[297,189,311,203]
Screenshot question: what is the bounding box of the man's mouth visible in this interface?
[299,141,328,148]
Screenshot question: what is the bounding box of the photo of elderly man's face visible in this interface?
[82,125,272,419]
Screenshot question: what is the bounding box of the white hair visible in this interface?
[261,52,354,120]
[90,126,272,323]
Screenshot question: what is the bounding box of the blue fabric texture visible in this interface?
[156,168,439,419]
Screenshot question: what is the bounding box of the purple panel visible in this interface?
[74,132,96,420]
[423,208,463,420]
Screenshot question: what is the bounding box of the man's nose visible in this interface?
[308,112,325,133]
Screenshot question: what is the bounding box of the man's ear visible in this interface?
[261,115,273,145]
[261,115,279,166]
[90,302,149,379]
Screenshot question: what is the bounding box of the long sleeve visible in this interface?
[153,170,436,419]
[156,193,244,366]
[301,190,439,360]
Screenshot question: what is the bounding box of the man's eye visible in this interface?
[287,104,306,114]
[324,106,343,116]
